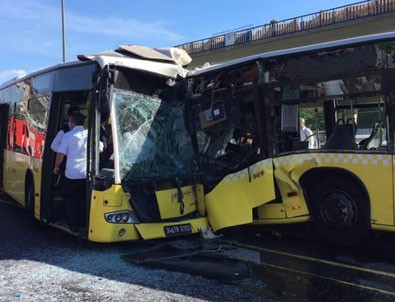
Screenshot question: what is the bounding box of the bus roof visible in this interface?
[0,45,191,90]
[187,31,395,76]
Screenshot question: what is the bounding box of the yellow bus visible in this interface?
[0,46,215,242]
[185,31,395,246]
[4,32,395,246]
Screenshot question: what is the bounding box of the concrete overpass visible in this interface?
[177,0,395,68]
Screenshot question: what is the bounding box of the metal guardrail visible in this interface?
[175,0,395,54]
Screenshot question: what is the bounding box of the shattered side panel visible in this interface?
[205,159,275,231]
[271,156,312,218]
[254,154,314,223]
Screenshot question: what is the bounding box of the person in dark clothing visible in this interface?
[99,112,113,169]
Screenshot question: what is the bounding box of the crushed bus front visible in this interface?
[84,48,212,242]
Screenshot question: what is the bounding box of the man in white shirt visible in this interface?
[51,106,80,152]
[299,118,316,149]
[53,112,87,232]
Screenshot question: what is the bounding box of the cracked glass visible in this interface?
[113,88,197,181]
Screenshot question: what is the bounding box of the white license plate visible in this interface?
[164,224,192,236]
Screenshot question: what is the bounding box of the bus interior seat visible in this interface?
[293,141,309,150]
[359,122,386,150]
[323,118,357,150]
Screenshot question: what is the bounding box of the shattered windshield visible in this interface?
[113,88,197,180]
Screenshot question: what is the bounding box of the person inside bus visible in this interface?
[299,118,316,149]
[99,112,113,169]
[53,112,87,233]
[225,128,255,160]
[51,106,80,152]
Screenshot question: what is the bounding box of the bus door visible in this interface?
[382,69,395,229]
[41,91,90,226]
[40,93,62,223]
[0,104,9,187]
[387,88,395,228]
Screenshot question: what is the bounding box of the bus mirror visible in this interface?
[98,68,118,113]
[109,69,119,85]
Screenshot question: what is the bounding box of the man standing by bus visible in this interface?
[51,106,80,152]
[299,118,316,149]
[53,112,87,232]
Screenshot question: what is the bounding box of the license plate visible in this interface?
[164,224,192,236]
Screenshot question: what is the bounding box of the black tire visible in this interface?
[25,177,35,216]
[310,176,369,246]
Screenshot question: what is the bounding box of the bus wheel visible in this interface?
[25,177,35,216]
[311,177,369,246]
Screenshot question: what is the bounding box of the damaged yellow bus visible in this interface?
[0,46,213,242]
[185,31,395,246]
[3,31,395,245]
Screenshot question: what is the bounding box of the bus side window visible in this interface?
[7,114,14,150]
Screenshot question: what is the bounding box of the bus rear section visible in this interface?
[185,31,395,246]
[253,34,395,246]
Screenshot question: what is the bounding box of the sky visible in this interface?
[0,0,359,84]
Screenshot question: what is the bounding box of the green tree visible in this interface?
[299,107,324,131]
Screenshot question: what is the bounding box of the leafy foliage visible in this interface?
[299,107,324,131]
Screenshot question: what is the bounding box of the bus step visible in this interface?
[49,221,79,236]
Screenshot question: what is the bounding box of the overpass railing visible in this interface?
[176,0,395,54]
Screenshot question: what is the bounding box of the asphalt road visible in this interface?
[2,197,395,302]
[226,224,395,302]
[0,200,273,302]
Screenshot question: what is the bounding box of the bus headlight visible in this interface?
[104,210,138,224]
[114,214,122,223]
[121,213,129,222]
